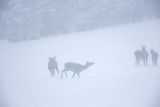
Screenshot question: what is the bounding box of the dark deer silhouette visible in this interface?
[61,61,94,78]
[150,49,158,67]
[134,46,149,66]
[48,57,59,76]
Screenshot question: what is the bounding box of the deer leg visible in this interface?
[64,71,67,77]
[138,60,140,67]
[61,70,64,79]
[52,70,55,76]
[155,59,157,67]
[152,59,154,66]
[49,70,52,76]
[145,59,148,66]
[50,69,54,76]
[143,60,145,66]
[56,67,60,74]
[77,73,80,78]
[72,72,76,79]
[61,70,68,78]
[154,61,155,67]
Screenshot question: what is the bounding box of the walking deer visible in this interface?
[61,61,94,78]
[48,57,60,76]
[134,46,149,66]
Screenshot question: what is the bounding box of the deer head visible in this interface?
[141,46,146,50]
[48,56,56,60]
[86,61,95,67]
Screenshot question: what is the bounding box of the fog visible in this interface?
[0,1,160,107]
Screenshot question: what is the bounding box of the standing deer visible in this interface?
[134,46,149,66]
[150,49,158,67]
[61,61,94,79]
[48,57,60,76]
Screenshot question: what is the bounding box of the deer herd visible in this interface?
[48,57,94,78]
[48,46,158,78]
[134,46,158,67]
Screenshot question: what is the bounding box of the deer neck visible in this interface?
[81,64,90,71]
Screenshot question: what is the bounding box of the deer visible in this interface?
[134,46,149,66]
[48,56,60,76]
[150,49,158,67]
[61,61,94,79]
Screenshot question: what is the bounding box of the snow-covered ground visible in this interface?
[0,19,160,107]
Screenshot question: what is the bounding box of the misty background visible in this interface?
[0,0,160,41]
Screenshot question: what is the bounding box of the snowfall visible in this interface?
[0,19,160,107]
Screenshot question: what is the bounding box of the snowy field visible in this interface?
[0,19,160,107]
